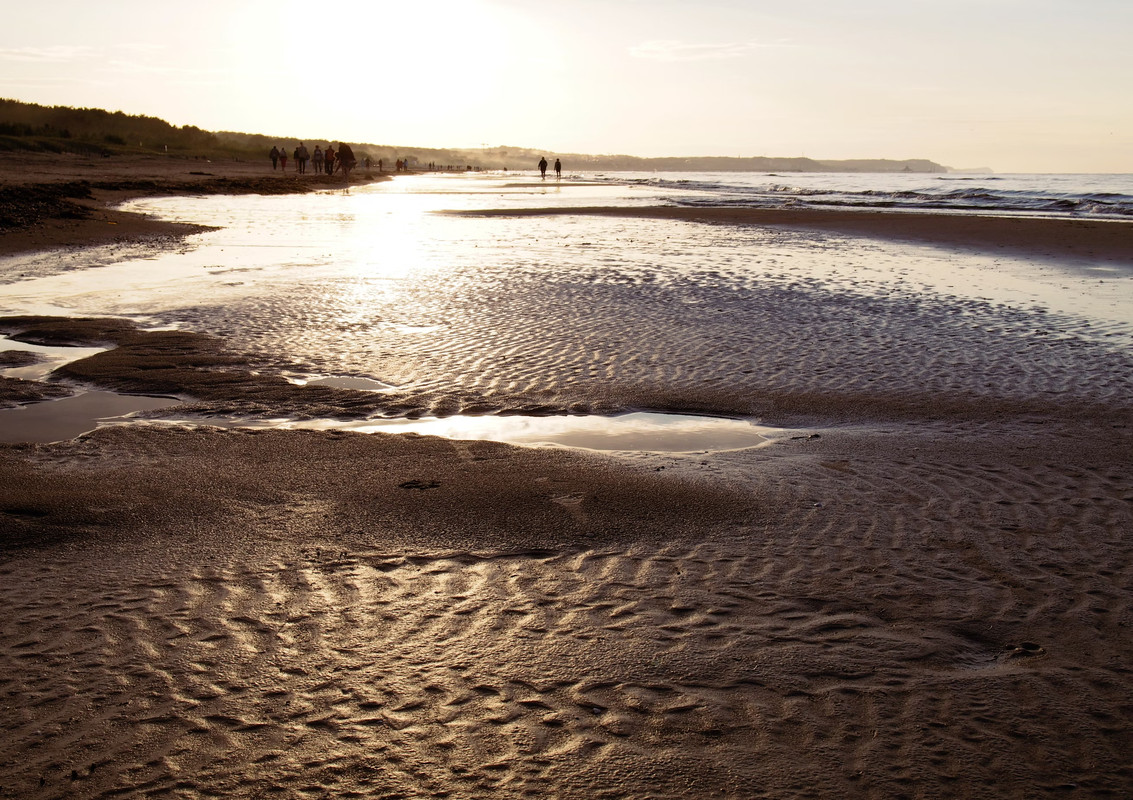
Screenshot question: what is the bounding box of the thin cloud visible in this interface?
[0,45,97,63]
[103,59,226,81]
[117,43,166,56]
[0,75,107,88]
[629,39,783,62]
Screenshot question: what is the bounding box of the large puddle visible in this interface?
[136,411,775,453]
[1,338,775,450]
[0,336,108,381]
[0,399,774,452]
[0,391,181,444]
[0,336,183,443]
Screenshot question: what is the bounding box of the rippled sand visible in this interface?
[1,174,1132,798]
[2,421,1130,798]
[10,181,1126,424]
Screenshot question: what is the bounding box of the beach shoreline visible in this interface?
[1,163,1132,798]
[0,152,392,257]
[5,154,1131,266]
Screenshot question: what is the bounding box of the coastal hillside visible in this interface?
[0,98,221,157]
[0,98,949,173]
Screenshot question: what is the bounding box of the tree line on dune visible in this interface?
[0,98,948,173]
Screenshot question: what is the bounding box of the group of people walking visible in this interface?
[271,147,562,180]
[537,156,562,179]
[270,143,356,178]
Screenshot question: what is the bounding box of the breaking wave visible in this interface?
[593,172,1133,219]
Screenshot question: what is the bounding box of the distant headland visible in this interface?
[0,98,955,174]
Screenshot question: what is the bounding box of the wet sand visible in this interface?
[1,163,1132,798]
[446,204,1133,266]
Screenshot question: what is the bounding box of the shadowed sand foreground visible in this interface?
[1,162,1132,798]
[2,420,1130,798]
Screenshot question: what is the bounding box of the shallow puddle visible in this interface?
[287,375,397,391]
[0,391,181,444]
[136,411,775,453]
[1,339,772,450]
[1,336,107,381]
[330,411,773,451]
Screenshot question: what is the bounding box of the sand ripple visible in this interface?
[1,425,1129,797]
[162,218,1133,423]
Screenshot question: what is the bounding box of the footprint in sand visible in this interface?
[399,479,441,490]
[551,492,588,524]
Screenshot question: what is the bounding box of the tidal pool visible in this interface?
[0,391,181,444]
[130,411,776,453]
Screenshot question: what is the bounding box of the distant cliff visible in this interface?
[529,154,948,173]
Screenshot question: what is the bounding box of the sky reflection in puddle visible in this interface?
[0,336,108,381]
[285,375,397,391]
[1,335,774,450]
[0,391,181,444]
[0,382,775,449]
[141,411,776,453]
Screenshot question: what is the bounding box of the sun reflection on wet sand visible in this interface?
[2,173,1130,449]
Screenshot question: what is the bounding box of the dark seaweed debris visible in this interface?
[0,181,94,228]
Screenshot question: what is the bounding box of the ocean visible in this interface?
[595,170,1133,218]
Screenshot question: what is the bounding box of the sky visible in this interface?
[1,0,1130,173]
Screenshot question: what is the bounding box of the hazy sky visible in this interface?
[1,0,1130,172]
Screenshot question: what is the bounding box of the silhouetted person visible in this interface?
[554,158,561,179]
[269,146,280,170]
[538,156,548,179]
[324,145,335,175]
[337,142,356,181]
[296,142,309,174]
[312,145,324,173]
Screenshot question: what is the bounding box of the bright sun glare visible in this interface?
[229,0,521,144]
